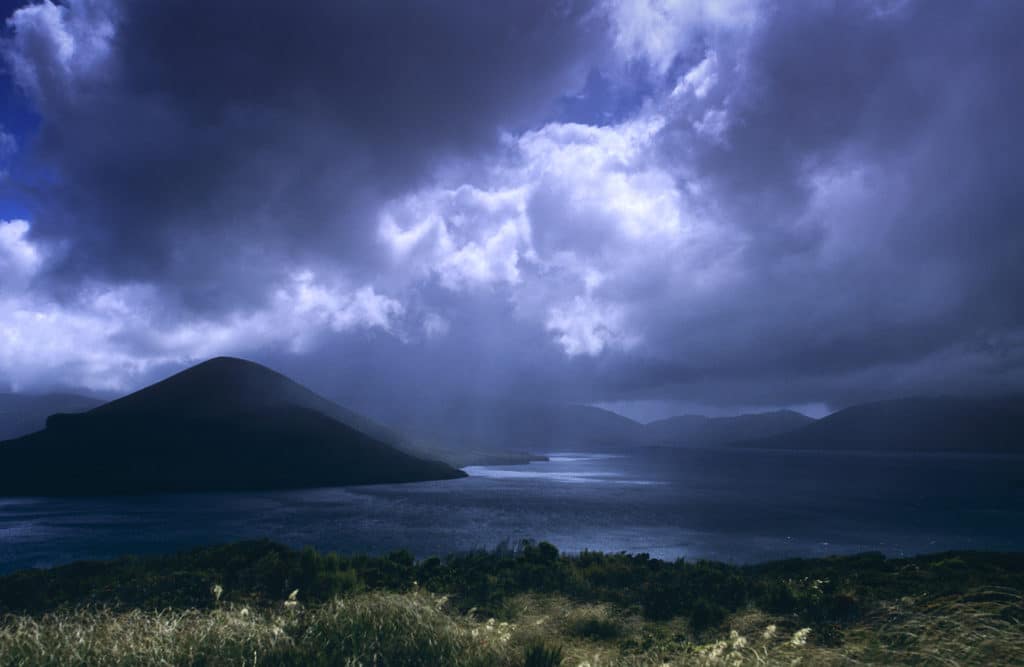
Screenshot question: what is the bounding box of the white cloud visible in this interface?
[380,115,690,290]
[0,219,43,284]
[0,291,146,392]
[436,220,523,290]
[4,0,116,108]
[694,107,729,141]
[607,0,759,75]
[422,312,450,339]
[281,271,403,335]
[379,184,531,291]
[672,50,718,98]
[376,113,744,357]
[546,296,638,356]
[518,116,685,246]
[0,223,407,389]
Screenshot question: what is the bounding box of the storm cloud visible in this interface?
[1,0,1022,416]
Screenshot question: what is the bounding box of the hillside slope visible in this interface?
[644,410,814,447]
[735,396,1024,452]
[0,357,465,495]
[0,393,104,441]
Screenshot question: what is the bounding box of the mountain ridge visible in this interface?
[733,395,1024,452]
[643,409,815,447]
[0,357,465,496]
[0,392,105,441]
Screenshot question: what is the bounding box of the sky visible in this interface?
[0,0,1022,420]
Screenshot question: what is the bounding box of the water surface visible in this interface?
[1,448,1022,573]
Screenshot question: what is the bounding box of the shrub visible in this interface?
[640,570,684,620]
[689,598,727,633]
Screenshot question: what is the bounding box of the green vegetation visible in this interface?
[1,541,1022,665]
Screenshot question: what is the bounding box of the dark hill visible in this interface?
[735,396,1024,452]
[643,410,814,447]
[0,392,104,441]
[0,357,465,496]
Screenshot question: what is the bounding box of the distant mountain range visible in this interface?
[362,393,1023,455]
[734,396,1024,453]
[360,398,815,452]
[0,357,465,496]
[365,398,645,454]
[643,410,815,448]
[0,393,104,441]
[2,357,1020,498]
[4,386,812,470]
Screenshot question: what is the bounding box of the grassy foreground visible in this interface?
[0,541,1021,665]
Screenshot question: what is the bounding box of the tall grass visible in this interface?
[5,595,557,666]
[1,541,1022,665]
[1,587,1020,666]
[0,607,289,666]
[0,593,523,667]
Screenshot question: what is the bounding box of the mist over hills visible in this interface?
[736,396,1024,453]
[358,391,1024,455]
[643,410,815,448]
[2,355,1020,500]
[0,393,104,441]
[360,397,645,454]
[0,360,824,490]
[0,357,464,496]
[354,396,819,453]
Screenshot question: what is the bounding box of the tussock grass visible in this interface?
[282,593,510,666]
[0,587,1021,665]
[0,593,517,667]
[565,611,625,641]
[0,607,290,666]
[840,587,1024,666]
[1,542,1022,665]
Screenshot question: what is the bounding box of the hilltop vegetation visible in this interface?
[1,541,1021,665]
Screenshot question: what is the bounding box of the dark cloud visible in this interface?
[1,0,1023,415]
[630,0,1024,409]
[7,0,603,295]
